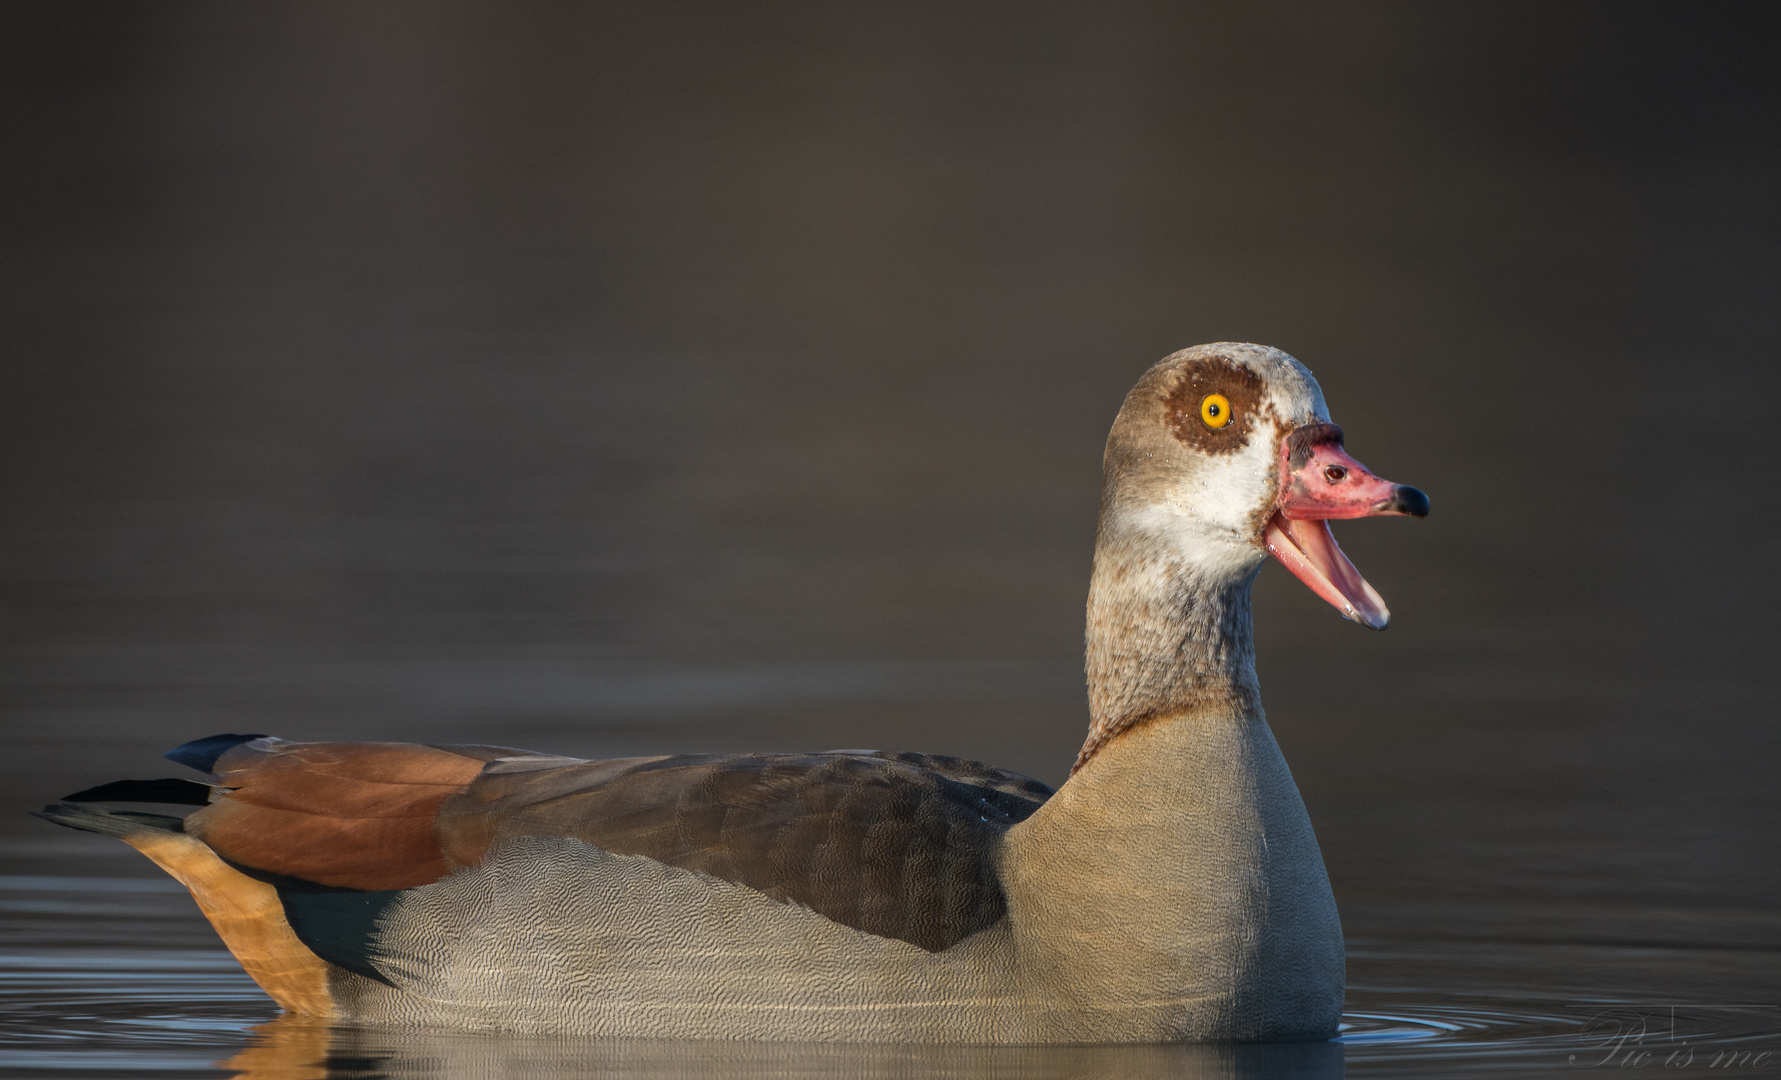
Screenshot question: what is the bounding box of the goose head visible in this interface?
[1098,342,1428,628]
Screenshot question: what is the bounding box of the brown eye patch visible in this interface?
[1162,357,1265,455]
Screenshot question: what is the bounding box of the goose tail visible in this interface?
[31,801,189,840]
[30,794,338,1017]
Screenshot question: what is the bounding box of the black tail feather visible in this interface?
[33,802,186,839]
[64,778,213,806]
[164,733,267,773]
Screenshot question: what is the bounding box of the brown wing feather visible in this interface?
[171,736,1054,949]
[185,739,535,891]
[437,751,1053,951]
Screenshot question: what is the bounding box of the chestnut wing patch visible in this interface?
[439,751,1053,952]
[178,738,532,892]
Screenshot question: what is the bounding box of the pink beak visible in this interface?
[1262,423,1428,629]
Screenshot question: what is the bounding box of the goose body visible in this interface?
[38,343,1426,1043]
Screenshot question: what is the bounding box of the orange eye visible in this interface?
[1200,393,1232,429]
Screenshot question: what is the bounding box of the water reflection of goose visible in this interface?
[38,343,1427,1043]
[219,1012,1348,1079]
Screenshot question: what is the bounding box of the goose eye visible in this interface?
[1200,393,1233,429]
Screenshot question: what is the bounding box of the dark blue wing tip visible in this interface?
[163,733,269,774]
[278,889,402,986]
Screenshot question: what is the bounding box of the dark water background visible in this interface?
[2,2,1778,1076]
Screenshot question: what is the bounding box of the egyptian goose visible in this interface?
[38,343,1426,1042]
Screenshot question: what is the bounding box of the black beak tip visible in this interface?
[1393,485,1430,518]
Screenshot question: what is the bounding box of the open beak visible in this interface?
[1263,423,1428,630]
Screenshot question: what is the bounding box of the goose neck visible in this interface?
[1076,527,1262,772]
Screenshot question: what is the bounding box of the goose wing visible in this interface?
[151,736,1052,952]
[441,750,1051,951]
